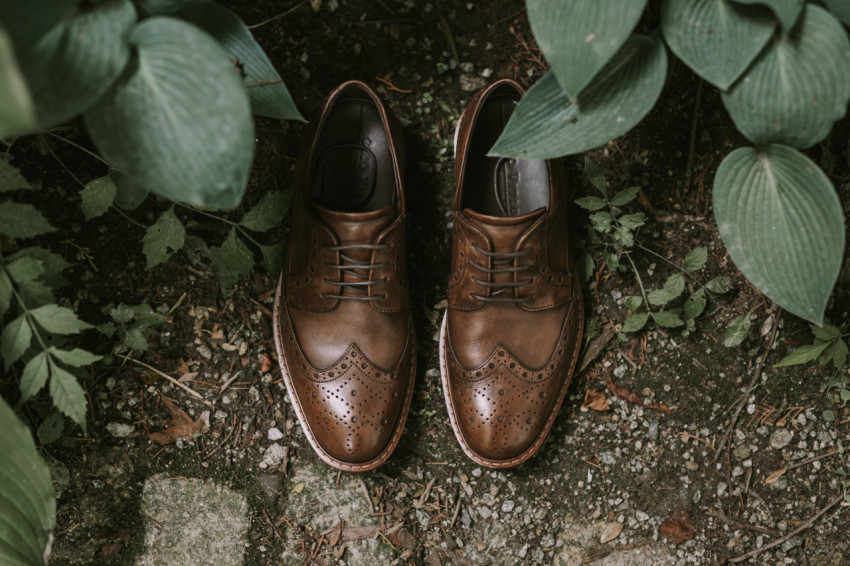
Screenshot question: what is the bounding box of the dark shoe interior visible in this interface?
[310,88,394,212]
[461,87,549,217]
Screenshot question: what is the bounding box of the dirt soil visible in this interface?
[3,0,850,565]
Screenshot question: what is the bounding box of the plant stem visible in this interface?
[41,136,85,189]
[44,131,113,167]
[175,203,264,249]
[112,206,147,230]
[636,243,710,293]
[624,252,651,310]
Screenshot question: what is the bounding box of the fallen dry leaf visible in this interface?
[645,402,672,414]
[261,353,272,373]
[660,510,696,544]
[582,389,611,412]
[599,521,623,543]
[148,397,204,445]
[604,374,643,406]
[765,467,787,484]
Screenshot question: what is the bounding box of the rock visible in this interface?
[267,427,284,441]
[732,444,751,459]
[257,473,284,505]
[769,429,793,450]
[260,444,288,468]
[459,74,487,92]
[106,422,134,438]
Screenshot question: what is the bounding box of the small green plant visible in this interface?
[97,303,168,353]
[576,157,730,337]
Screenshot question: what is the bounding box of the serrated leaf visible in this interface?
[109,304,136,325]
[584,156,608,196]
[731,0,804,33]
[652,310,685,328]
[20,351,49,401]
[47,358,87,431]
[618,212,646,230]
[5,256,43,284]
[123,327,148,351]
[683,247,708,272]
[0,201,55,238]
[684,290,707,320]
[713,145,844,325]
[16,280,55,309]
[610,186,641,206]
[181,2,304,121]
[824,0,850,25]
[705,275,732,294]
[48,347,101,367]
[239,191,290,231]
[575,196,608,211]
[1,315,32,369]
[84,17,254,210]
[622,312,649,332]
[37,411,64,445]
[833,339,848,369]
[611,225,635,247]
[721,5,850,149]
[724,314,752,347]
[648,288,676,306]
[29,304,92,335]
[96,322,117,337]
[0,269,10,318]
[662,0,776,90]
[491,35,668,158]
[663,273,685,296]
[208,228,254,291]
[7,247,71,286]
[143,206,186,270]
[258,241,286,279]
[526,0,648,100]
[625,295,643,310]
[590,211,613,232]
[0,159,32,192]
[80,175,117,221]
[774,341,830,367]
[0,25,35,138]
[0,396,56,564]
[811,322,841,341]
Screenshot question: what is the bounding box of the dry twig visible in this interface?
[118,354,211,406]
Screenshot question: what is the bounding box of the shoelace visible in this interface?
[321,243,390,301]
[469,241,535,304]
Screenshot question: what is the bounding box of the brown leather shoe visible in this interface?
[439,79,584,468]
[273,81,415,472]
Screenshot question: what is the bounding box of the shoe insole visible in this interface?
[461,94,549,217]
[311,97,394,212]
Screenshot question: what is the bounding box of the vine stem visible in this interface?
[635,243,711,294]
[43,131,112,167]
[624,252,651,311]
[174,203,263,249]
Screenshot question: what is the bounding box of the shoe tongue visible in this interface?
[314,203,395,245]
[462,207,545,251]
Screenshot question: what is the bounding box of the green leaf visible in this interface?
[724,314,752,347]
[721,5,850,149]
[833,338,848,369]
[811,322,841,341]
[590,211,613,233]
[840,388,850,401]
[713,145,844,325]
[37,411,64,445]
[0,201,55,238]
[617,212,646,230]
[578,252,595,283]
[1,315,31,369]
[143,206,186,270]
[84,17,255,210]
[29,304,93,335]
[20,351,49,401]
[7,247,71,288]
[96,322,117,338]
[0,159,32,192]
[111,170,149,210]
[48,347,101,367]
[824,0,850,26]
[774,341,831,367]
[584,156,608,196]
[4,0,136,129]
[0,396,56,565]
[239,191,290,232]
[526,0,648,100]
[0,269,10,318]
[136,0,208,14]
[648,273,685,305]
[684,290,707,320]
[575,196,608,211]
[80,175,117,221]
[731,0,804,33]
[651,311,685,328]
[5,256,43,284]
[181,2,305,121]
[625,295,643,310]
[491,35,667,158]
[661,0,776,90]
[622,312,649,332]
[0,24,35,138]
[611,225,635,247]
[610,186,641,206]
[258,241,286,279]
[123,327,148,351]
[705,275,732,294]
[47,358,87,431]
[683,247,708,272]
[208,227,254,291]
[823,409,836,422]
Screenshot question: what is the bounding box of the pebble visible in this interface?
[732,444,751,459]
[106,422,134,438]
[459,74,487,92]
[769,429,793,449]
[268,427,284,441]
[501,500,515,513]
[260,444,287,468]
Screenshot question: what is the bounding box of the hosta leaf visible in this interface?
[239,191,290,232]
[662,0,776,90]
[47,358,87,431]
[774,341,830,367]
[0,159,32,192]
[731,0,804,33]
[143,206,186,270]
[181,2,304,121]
[721,5,850,149]
[20,351,49,401]
[209,228,254,291]
[651,311,685,328]
[526,0,648,100]
[29,304,93,335]
[823,0,850,26]
[2,0,136,128]
[1,315,31,369]
[713,145,844,324]
[491,35,667,158]
[80,175,117,221]
[111,170,149,210]
[622,312,649,332]
[48,347,101,367]
[136,0,207,15]
[683,247,708,271]
[0,202,55,238]
[0,396,55,565]
[724,314,751,347]
[0,25,34,138]
[258,241,286,279]
[575,196,608,211]
[610,186,641,206]
[84,17,254,210]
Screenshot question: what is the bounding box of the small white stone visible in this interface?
[267,427,284,441]
[106,422,134,438]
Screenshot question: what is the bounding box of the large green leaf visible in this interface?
[526,0,647,100]
[0,24,34,137]
[713,145,845,324]
[1,0,136,129]
[662,0,776,90]
[490,35,667,158]
[824,0,850,26]
[731,0,804,33]
[181,2,304,121]
[47,358,87,431]
[721,5,850,149]
[0,397,55,566]
[84,17,254,209]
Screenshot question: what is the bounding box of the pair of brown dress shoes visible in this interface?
[273,79,584,472]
